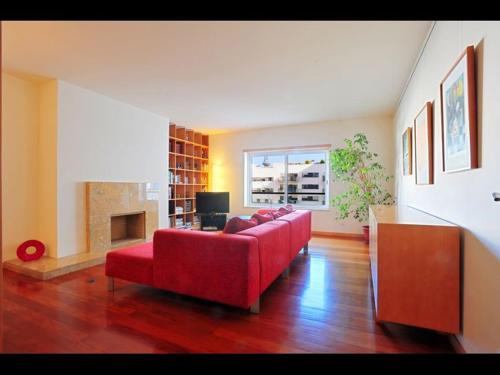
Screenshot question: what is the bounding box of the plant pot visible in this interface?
[362,225,370,244]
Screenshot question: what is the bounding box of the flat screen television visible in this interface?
[196,192,230,214]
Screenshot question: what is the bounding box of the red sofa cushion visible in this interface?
[223,217,258,234]
[105,242,154,286]
[251,212,274,224]
[238,221,290,293]
[153,229,260,309]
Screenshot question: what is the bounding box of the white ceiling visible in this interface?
[3,21,431,133]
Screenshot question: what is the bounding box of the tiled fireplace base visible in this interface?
[3,252,108,280]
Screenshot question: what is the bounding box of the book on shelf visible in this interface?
[175,217,184,228]
[175,206,184,214]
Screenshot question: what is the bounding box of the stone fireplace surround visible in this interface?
[86,182,159,253]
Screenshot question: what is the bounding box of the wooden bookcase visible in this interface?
[168,123,209,228]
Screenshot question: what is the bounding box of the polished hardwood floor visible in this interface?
[1,236,455,353]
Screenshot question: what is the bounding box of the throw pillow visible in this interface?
[271,210,285,219]
[285,204,295,212]
[278,207,290,216]
[256,208,277,215]
[223,217,258,234]
[251,212,274,224]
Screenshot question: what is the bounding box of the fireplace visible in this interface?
[110,212,146,248]
[86,182,159,253]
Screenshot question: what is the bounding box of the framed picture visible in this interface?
[414,102,433,185]
[440,45,478,173]
[402,127,412,175]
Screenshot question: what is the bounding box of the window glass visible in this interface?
[245,149,329,210]
[287,151,327,207]
[250,154,285,206]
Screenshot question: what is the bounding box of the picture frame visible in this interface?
[440,45,478,173]
[402,127,412,176]
[414,102,433,185]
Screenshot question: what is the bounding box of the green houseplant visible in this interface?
[330,133,394,243]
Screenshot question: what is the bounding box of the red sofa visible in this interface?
[105,209,311,313]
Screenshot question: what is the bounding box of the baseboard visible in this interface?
[449,334,466,353]
[312,231,364,240]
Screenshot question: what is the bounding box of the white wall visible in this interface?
[1,73,40,260]
[38,79,58,258]
[210,115,394,234]
[394,21,500,353]
[57,81,169,257]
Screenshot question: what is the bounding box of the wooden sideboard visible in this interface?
[368,205,460,334]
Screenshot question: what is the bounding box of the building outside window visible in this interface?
[244,147,329,210]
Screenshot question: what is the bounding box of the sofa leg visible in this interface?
[107,276,114,292]
[303,242,309,256]
[250,298,260,314]
[281,267,290,278]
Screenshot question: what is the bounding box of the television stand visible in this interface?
[199,213,227,231]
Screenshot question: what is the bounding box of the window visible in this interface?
[302,172,319,178]
[301,184,319,190]
[244,148,329,210]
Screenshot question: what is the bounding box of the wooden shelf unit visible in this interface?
[168,123,209,228]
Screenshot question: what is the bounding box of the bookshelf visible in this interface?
[168,123,209,229]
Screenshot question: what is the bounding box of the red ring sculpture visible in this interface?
[17,240,45,262]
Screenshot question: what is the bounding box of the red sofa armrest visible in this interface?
[238,221,290,293]
[152,229,260,309]
[277,210,312,256]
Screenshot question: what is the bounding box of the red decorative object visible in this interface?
[362,225,370,244]
[17,240,45,262]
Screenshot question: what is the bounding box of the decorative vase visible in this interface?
[362,225,370,244]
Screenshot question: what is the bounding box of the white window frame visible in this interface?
[243,147,330,211]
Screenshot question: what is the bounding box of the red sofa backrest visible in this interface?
[152,229,260,309]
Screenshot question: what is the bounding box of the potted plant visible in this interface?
[330,133,394,243]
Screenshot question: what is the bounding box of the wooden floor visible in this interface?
[1,236,455,353]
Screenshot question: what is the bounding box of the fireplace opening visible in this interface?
[110,212,146,248]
